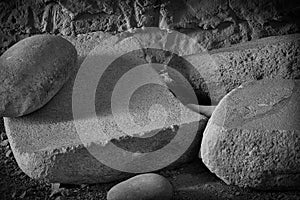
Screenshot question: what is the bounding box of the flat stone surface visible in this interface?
[107,173,173,200]
[200,79,300,190]
[0,34,77,117]
[4,31,207,184]
[184,33,300,104]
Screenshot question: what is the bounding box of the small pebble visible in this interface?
[5,149,12,157]
[107,173,173,200]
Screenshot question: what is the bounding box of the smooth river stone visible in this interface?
[0,34,77,117]
[107,173,173,200]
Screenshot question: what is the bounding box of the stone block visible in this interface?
[184,33,300,104]
[4,31,207,184]
[200,79,300,190]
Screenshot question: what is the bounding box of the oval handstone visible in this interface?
[200,79,300,190]
[0,34,77,117]
[107,173,173,200]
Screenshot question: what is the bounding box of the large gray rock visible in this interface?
[184,33,300,104]
[142,33,300,105]
[0,34,77,117]
[200,79,300,190]
[4,30,299,185]
[4,31,207,184]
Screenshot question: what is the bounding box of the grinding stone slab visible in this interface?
[4,31,207,184]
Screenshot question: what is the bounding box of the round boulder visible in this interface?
[200,79,300,190]
[0,34,77,117]
[107,173,173,200]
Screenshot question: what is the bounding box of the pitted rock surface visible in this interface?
[200,79,300,190]
[3,30,300,185]
[184,33,300,104]
[3,31,207,184]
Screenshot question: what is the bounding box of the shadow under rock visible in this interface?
[0,118,4,132]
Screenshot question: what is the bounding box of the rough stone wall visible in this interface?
[1,0,300,55]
